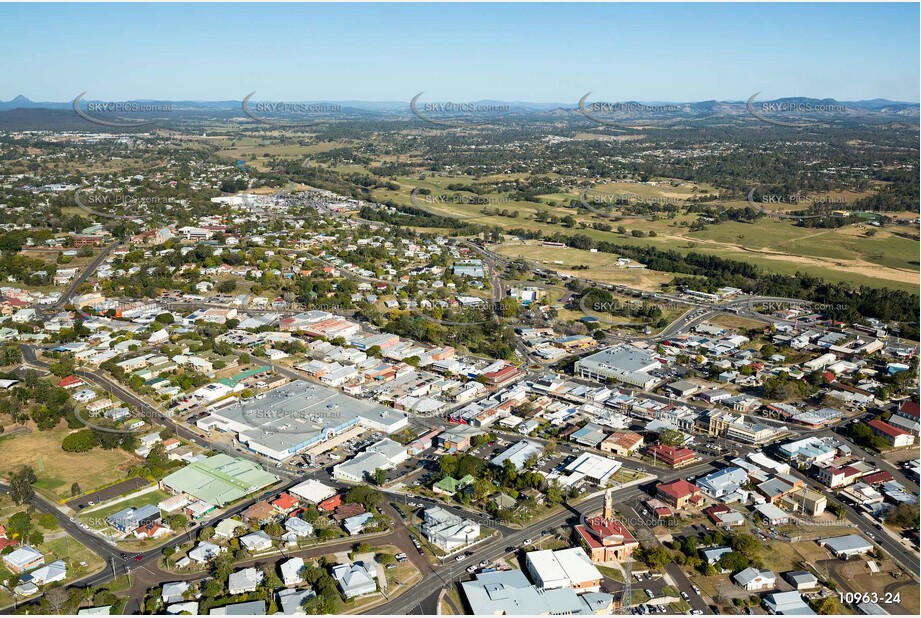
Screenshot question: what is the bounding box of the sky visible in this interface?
[1,2,918,103]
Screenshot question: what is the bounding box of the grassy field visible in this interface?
[492,240,677,290]
[369,175,917,293]
[0,421,140,500]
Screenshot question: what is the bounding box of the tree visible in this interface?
[730,533,759,558]
[345,485,382,509]
[62,428,97,452]
[718,551,750,573]
[38,512,59,530]
[71,481,81,497]
[372,468,387,486]
[635,544,671,568]
[9,466,36,505]
[8,510,33,540]
[812,597,838,615]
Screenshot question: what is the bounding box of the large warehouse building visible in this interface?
[199,381,409,461]
[574,345,665,389]
[160,454,278,507]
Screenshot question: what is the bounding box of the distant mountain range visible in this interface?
[1,94,918,113]
[0,94,916,131]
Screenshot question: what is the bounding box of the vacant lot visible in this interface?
[0,422,140,500]
[491,240,676,290]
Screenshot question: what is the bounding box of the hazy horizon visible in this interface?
[1,2,918,103]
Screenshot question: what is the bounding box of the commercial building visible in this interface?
[421,506,481,551]
[575,345,664,389]
[160,454,278,507]
[461,570,614,616]
[203,381,408,460]
[819,534,874,559]
[867,419,915,448]
[560,453,622,487]
[525,548,602,593]
[600,431,643,456]
[656,479,703,509]
[646,444,696,468]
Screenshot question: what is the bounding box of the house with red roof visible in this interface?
[656,479,703,509]
[272,493,299,514]
[57,375,83,389]
[318,494,342,512]
[868,419,915,448]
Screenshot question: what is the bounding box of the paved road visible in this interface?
[367,460,719,615]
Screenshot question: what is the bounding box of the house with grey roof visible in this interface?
[277,589,315,615]
[733,567,776,591]
[279,557,305,586]
[332,562,377,598]
[228,567,264,595]
[106,504,162,532]
[763,591,815,615]
[161,581,192,605]
[188,541,224,563]
[239,530,273,552]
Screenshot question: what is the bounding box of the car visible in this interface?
[386,563,397,570]
[681,592,690,601]
[120,553,129,560]
[867,532,876,539]
[691,585,701,595]
[455,555,464,562]
[645,589,653,598]
[479,560,489,567]
[467,565,477,573]
[505,547,515,553]
[133,555,143,561]
[691,610,703,615]
[644,572,653,580]
[524,538,533,545]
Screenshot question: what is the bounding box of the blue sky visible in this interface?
[2,2,918,103]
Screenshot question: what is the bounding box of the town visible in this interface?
[0,3,918,615]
